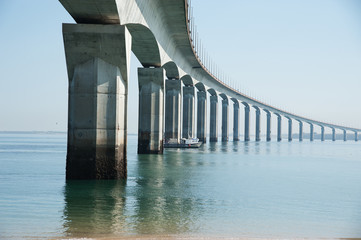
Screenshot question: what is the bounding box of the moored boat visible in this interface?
[164,138,202,148]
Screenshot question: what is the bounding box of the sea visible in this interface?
[1,132,361,239]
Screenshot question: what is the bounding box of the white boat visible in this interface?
[164,138,202,148]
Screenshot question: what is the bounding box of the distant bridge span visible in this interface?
[60,0,360,179]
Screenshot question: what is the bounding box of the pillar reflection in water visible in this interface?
[133,154,203,235]
[63,180,127,238]
[63,153,203,237]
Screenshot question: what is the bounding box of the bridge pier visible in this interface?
[243,103,250,142]
[210,94,218,142]
[276,114,282,142]
[321,126,325,141]
[221,98,229,142]
[182,85,195,139]
[197,91,207,143]
[332,128,336,141]
[165,80,182,142]
[254,106,261,141]
[309,123,314,141]
[343,129,347,141]
[264,110,271,142]
[297,120,303,141]
[138,67,165,154]
[355,132,358,142]
[233,101,240,141]
[63,24,131,179]
[286,117,292,142]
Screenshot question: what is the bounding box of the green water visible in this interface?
[1,132,361,239]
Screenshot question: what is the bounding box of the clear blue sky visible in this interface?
[0,0,360,134]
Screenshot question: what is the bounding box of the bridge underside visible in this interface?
[60,0,360,179]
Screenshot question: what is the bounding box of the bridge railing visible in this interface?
[184,0,360,133]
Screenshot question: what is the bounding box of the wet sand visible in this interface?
[55,236,360,240]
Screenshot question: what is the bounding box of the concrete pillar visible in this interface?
[210,94,218,142]
[243,103,250,142]
[221,98,229,142]
[298,121,303,141]
[165,80,182,142]
[182,86,195,139]
[276,114,282,142]
[309,123,314,141]
[63,24,131,179]
[355,132,358,142]
[264,110,271,142]
[197,91,207,143]
[254,106,261,142]
[343,129,347,141]
[321,126,325,141]
[138,68,165,154]
[233,101,240,141]
[286,117,292,142]
[332,128,336,141]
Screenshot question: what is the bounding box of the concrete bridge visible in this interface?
[60,0,361,179]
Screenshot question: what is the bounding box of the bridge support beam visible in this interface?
[243,103,250,142]
[343,129,347,141]
[321,126,325,141]
[165,80,182,142]
[355,132,358,142]
[221,98,229,142]
[264,110,271,142]
[309,123,314,141]
[197,91,207,143]
[276,114,282,142]
[233,101,240,141]
[332,128,336,141]
[182,86,195,139]
[210,95,218,142]
[63,24,131,179]
[138,67,165,154]
[254,107,261,141]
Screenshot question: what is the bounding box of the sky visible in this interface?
[0,0,360,135]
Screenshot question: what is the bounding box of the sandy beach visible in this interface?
[55,236,361,240]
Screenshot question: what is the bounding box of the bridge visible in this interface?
[59,0,361,179]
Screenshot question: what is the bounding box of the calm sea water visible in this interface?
[1,132,361,239]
